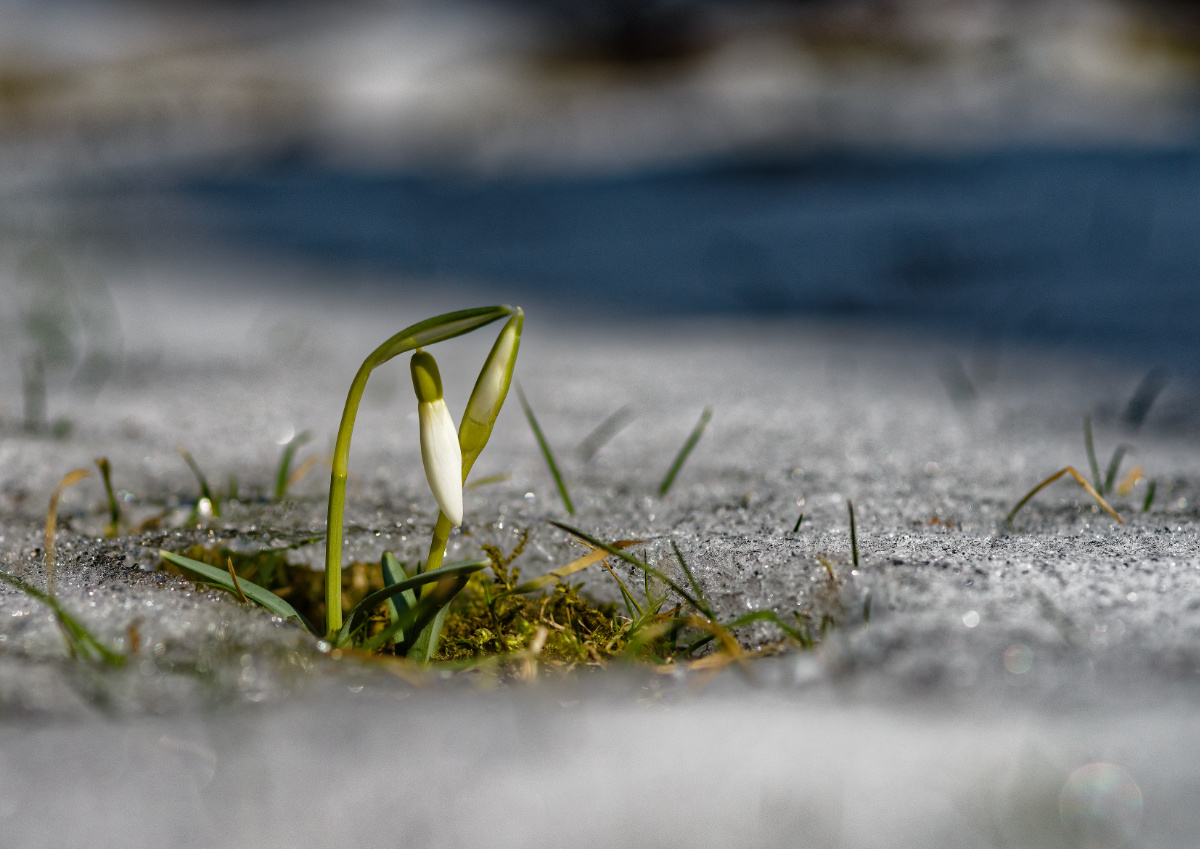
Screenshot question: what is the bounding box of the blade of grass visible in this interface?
[577,403,636,462]
[0,570,124,665]
[549,521,707,617]
[500,540,641,598]
[45,468,91,595]
[338,558,489,645]
[1122,366,1168,431]
[1143,480,1157,512]
[1103,444,1129,495]
[1005,466,1124,525]
[95,457,120,537]
[160,550,312,631]
[274,431,312,501]
[465,473,512,491]
[670,540,713,618]
[847,500,859,568]
[658,407,712,497]
[381,551,417,645]
[1083,416,1102,494]
[791,512,804,533]
[515,383,573,515]
[176,447,219,519]
[225,557,249,603]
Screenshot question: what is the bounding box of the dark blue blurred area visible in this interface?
[169,144,1200,369]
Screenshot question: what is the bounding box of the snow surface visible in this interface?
[0,271,1198,846]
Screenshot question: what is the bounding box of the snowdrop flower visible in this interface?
[411,350,463,526]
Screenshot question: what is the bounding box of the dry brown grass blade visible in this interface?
[285,456,320,490]
[45,468,91,595]
[1006,466,1124,525]
[1117,465,1145,496]
[504,539,641,597]
[226,557,250,603]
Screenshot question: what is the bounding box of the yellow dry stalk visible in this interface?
[45,469,92,595]
[1117,465,1145,496]
[1007,466,1124,526]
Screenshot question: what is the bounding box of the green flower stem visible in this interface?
[323,306,512,640]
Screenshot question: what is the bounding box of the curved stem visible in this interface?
[324,358,373,638]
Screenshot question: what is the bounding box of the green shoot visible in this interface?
[1144,480,1157,512]
[176,447,219,520]
[0,570,124,665]
[274,431,312,502]
[1084,416,1102,494]
[381,551,417,644]
[658,407,712,497]
[94,457,120,537]
[847,499,859,568]
[45,468,91,595]
[1006,466,1123,525]
[791,512,804,533]
[516,383,574,515]
[466,473,512,490]
[1103,444,1129,495]
[335,558,489,648]
[577,404,636,462]
[323,305,512,639]
[1121,366,1168,431]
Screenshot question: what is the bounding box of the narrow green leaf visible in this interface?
[1143,479,1157,512]
[791,512,804,533]
[274,431,311,502]
[577,403,636,462]
[159,550,310,630]
[381,550,417,642]
[0,571,125,665]
[549,520,707,617]
[1083,416,1102,494]
[659,407,712,496]
[1103,444,1129,496]
[373,306,512,366]
[338,558,488,645]
[516,384,574,515]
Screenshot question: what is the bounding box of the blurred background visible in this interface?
[2,0,1200,404]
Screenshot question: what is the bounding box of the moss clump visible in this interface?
[435,575,626,666]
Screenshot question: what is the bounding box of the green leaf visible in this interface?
[0,571,125,666]
[658,406,712,496]
[381,551,417,640]
[372,306,513,367]
[516,384,574,515]
[159,550,311,631]
[336,558,488,647]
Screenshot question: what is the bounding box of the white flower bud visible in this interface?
[418,398,464,526]
[412,351,464,526]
